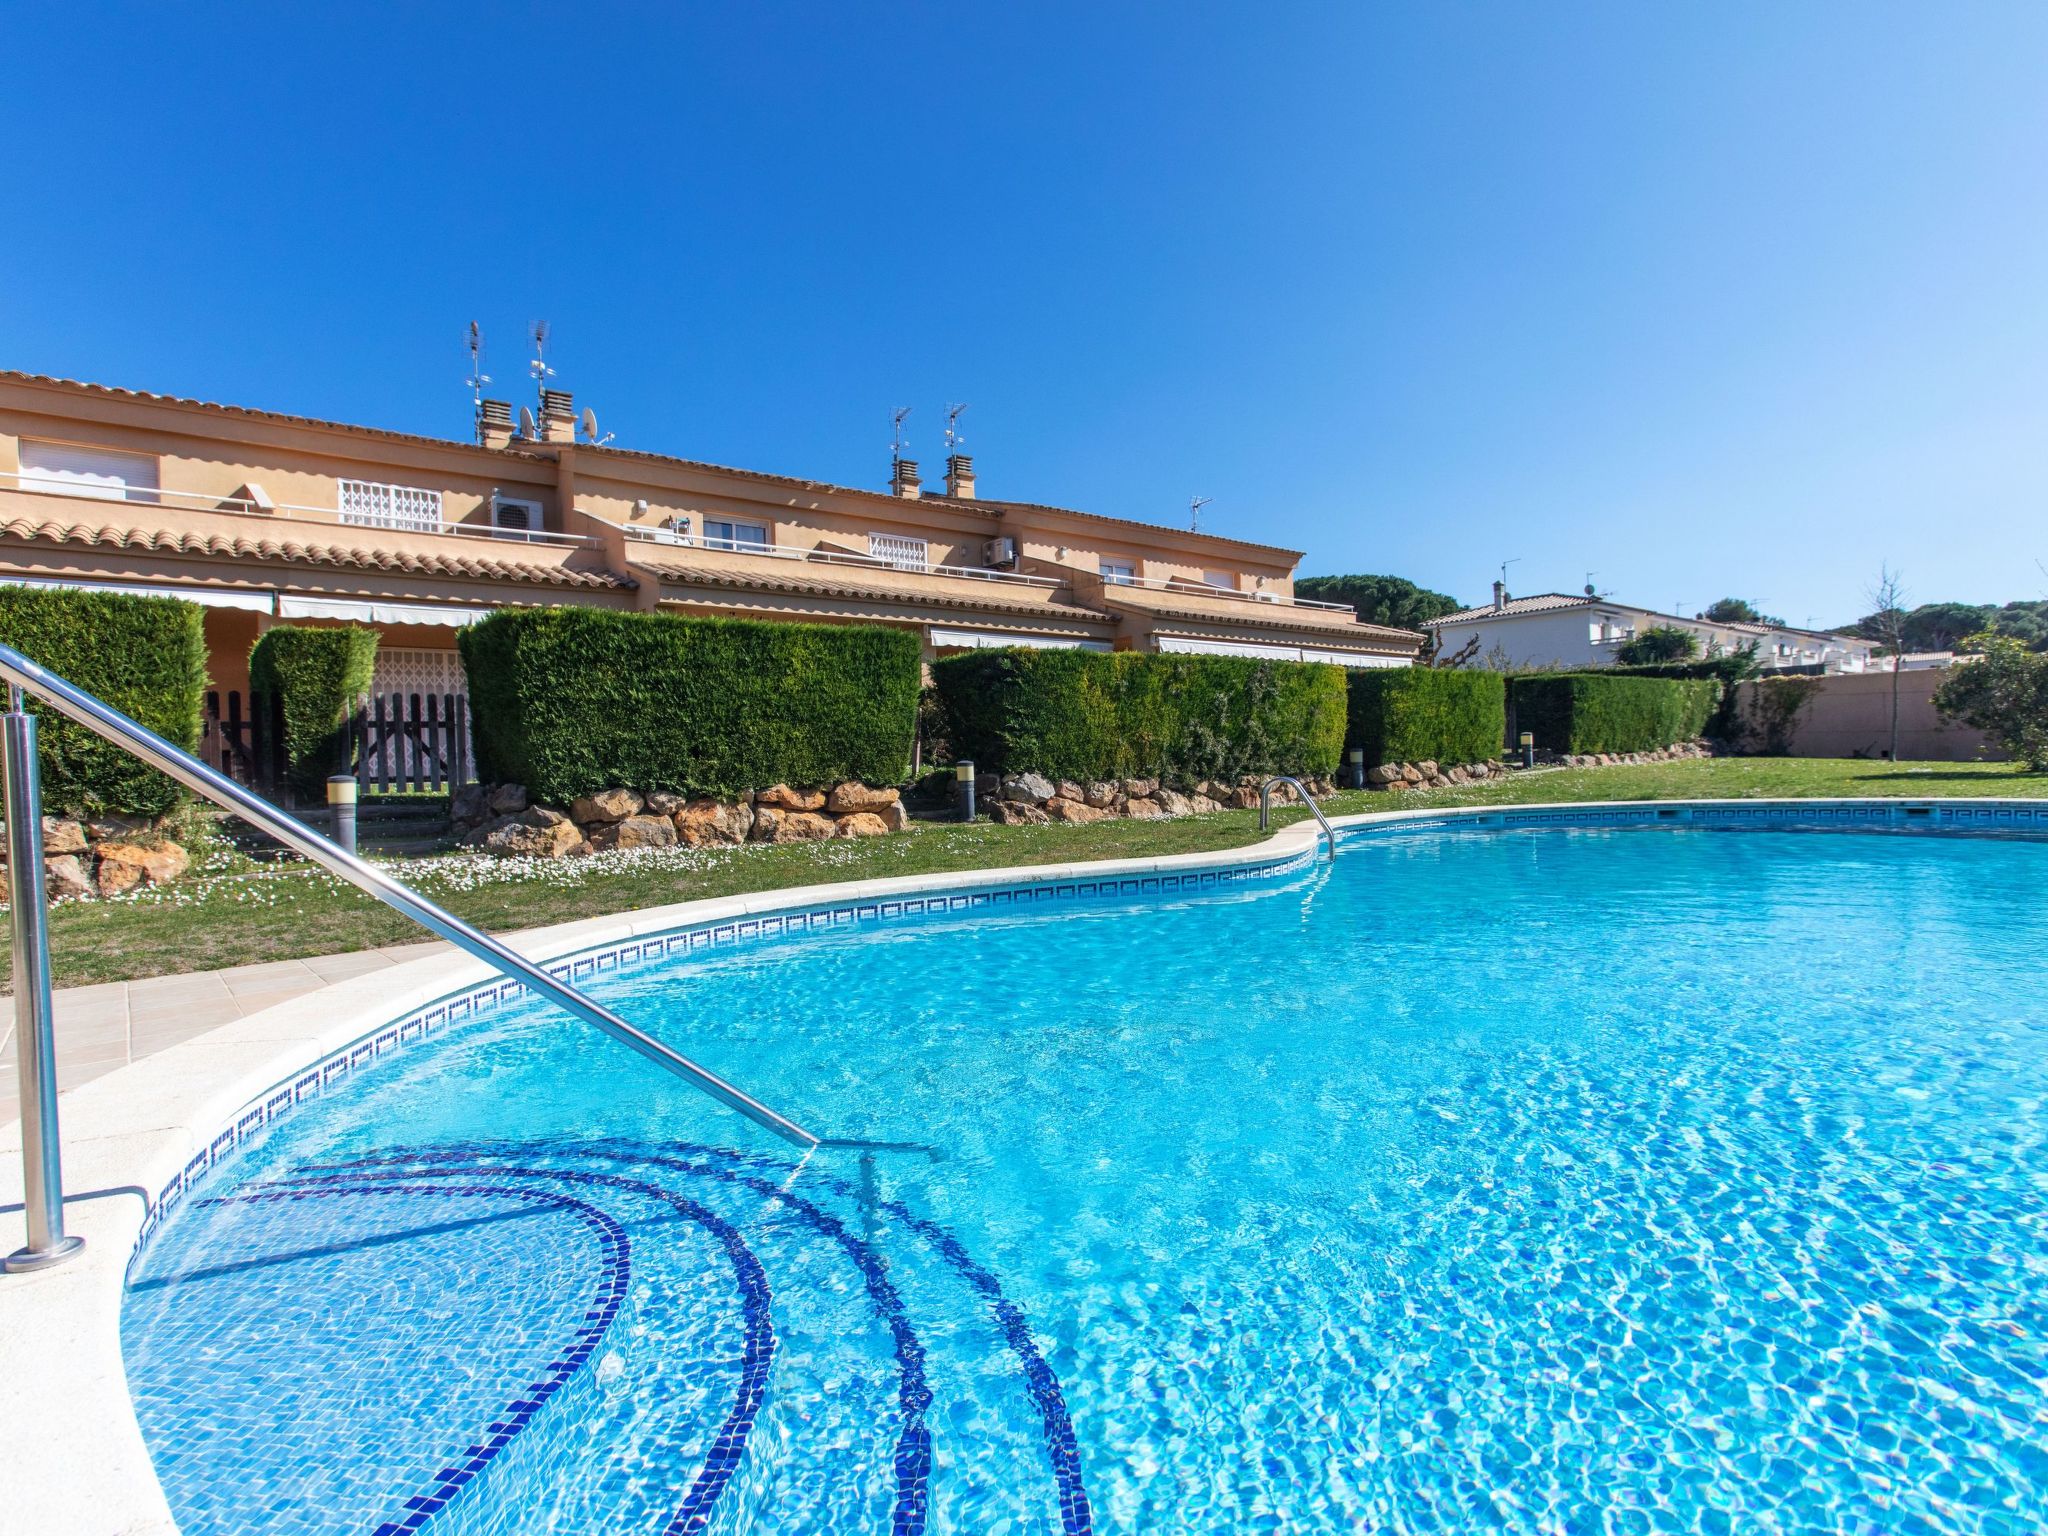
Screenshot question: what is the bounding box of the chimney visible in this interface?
[540,388,576,445]
[478,398,515,451]
[891,457,922,499]
[1492,580,1507,612]
[945,454,976,500]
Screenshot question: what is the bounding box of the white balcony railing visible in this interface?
[0,472,592,548]
[617,522,1069,590]
[1094,569,1359,613]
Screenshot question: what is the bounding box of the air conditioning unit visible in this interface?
[1254,589,1280,603]
[985,536,1019,569]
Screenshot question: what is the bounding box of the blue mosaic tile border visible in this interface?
[130,842,1316,1258]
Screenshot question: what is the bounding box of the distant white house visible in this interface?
[1424,586,1878,673]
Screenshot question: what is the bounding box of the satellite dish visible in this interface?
[581,407,597,441]
[517,406,537,439]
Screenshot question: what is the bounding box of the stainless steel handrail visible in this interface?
[1258,775,1337,861]
[0,642,820,1152]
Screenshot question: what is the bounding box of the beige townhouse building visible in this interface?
[0,371,1420,721]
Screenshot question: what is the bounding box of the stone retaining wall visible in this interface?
[452,781,910,858]
[980,772,1339,825]
[1,815,191,901]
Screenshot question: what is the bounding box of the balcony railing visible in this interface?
[1097,569,1359,614]
[616,522,1071,590]
[0,472,592,548]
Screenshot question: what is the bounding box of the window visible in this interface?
[17,440,160,503]
[339,479,443,533]
[869,532,930,572]
[704,518,769,552]
[1202,571,1236,591]
[1100,558,1137,585]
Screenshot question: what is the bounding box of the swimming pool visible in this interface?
[120,810,2048,1534]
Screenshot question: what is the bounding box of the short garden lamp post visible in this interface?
[3,684,85,1272]
[328,774,358,855]
[1519,731,1535,770]
[1346,747,1365,789]
[955,759,976,822]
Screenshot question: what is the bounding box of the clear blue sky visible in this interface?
[5,4,2044,625]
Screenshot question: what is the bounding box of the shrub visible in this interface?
[932,649,1346,783]
[249,625,379,797]
[1509,674,1721,754]
[1615,625,1701,665]
[1346,668,1505,768]
[459,607,921,804]
[1933,633,2048,769]
[0,586,207,818]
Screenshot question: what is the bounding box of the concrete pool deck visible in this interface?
[0,795,2030,1535]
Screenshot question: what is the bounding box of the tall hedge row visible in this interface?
[249,625,379,797]
[932,648,1347,783]
[459,607,922,804]
[1509,674,1721,754]
[0,586,207,818]
[1346,668,1505,768]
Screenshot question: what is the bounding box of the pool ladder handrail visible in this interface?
[0,641,821,1249]
[1257,776,1337,861]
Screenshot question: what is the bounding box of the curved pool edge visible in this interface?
[2,793,2040,1535]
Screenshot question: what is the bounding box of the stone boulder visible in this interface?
[877,801,911,832]
[835,812,892,838]
[1001,772,1056,805]
[751,807,836,843]
[40,817,87,855]
[44,855,93,900]
[570,787,644,825]
[675,798,753,846]
[643,790,684,817]
[450,783,491,828]
[95,839,190,896]
[990,801,1050,826]
[1082,781,1120,810]
[1055,779,1087,805]
[589,813,676,852]
[483,807,586,859]
[488,783,529,815]
[1045,798,1110,825]
[1154,788,1195,817]
[1122,778,1159,800]
[826,782,901,814]
[1367,764,1402,787]
[1125,797,1168,819]
[1226,786,1261,810]
[756,784,827,813]
[1190,794,1223,814]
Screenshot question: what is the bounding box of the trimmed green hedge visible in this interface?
[1346,668,1505,768]
[249,625,379,798]
[932,649,1346,783]
[1509,674,1721,754]
[459,608,921,804]
[0,586,207,818]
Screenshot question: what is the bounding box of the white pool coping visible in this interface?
[0,794,2037,1534]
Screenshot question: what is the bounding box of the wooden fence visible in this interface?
[200,689,475,802]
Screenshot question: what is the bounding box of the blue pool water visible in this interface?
[123,822,2048,1534]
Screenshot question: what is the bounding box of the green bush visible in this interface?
[459,607,921,804]
[0,586,207,818]
[932,648,1347,783]
[249,625,379,797]
[1509,674,1721,754]
[1346,668,1505,767]
[1933,632,2048,769]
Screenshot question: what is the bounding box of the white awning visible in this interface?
[1155,635,1409,668]
[928,626,1112,652]
[0,574,275,613]
[276,595,493,628]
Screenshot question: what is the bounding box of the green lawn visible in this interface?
[10,756,2041,991]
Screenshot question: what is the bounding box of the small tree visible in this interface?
[1700,597,1784,626]
[1616,625,1700,665]
[1865,565,1909,761]
[1932,633,2048,769]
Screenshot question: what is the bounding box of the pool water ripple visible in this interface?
[122,824,2048,1533]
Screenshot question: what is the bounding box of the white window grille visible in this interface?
[869,533,930,571]
[339,479,444,533]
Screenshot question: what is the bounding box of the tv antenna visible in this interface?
[528,321,555,407]
[944,402,968,454]
[1500,557,1520,590]
[580,407,613,447]
[1190,495,1214,532]
[1583,570,1598,597]
[891,406,913,463]
[517,405,537,440]
[465,322,492,444]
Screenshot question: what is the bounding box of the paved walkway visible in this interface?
[0,941,453,1126]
